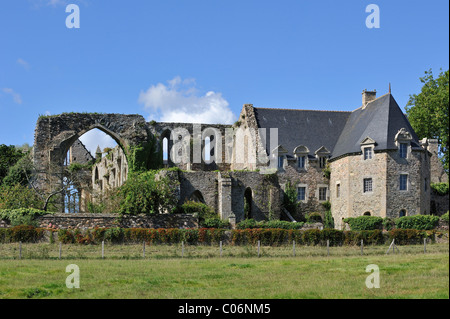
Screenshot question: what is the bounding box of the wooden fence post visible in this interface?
[102,241,104,259]
[143,241,146,258]
[19,241,22,260]
[220,241,223,258]
[293,240,296,257]
[361,239,363,256]
[327,240,330,257]
[59,242,62,260]
[257,240,260,258]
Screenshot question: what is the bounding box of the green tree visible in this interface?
[0,145,25,185]
[116,170,179,215]
[405,69,449,174]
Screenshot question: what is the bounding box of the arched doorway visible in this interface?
[189,190,205,204]
[244,187,253,219]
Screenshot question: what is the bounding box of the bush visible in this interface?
[0,184,44,210]
[323,210,335,229]
[388,229,428,245]
[0,225,45,243]
[177,201,217,222]
[236,219,304,230]
[202,218,230,229]
[0,208,51,226]
[305,212,322,223]
[343,216,383,230]
[382,217,396,231]
[116,170,179,215]
[441,211,449,223]
[431,182,449,195]
[395,215,440,230]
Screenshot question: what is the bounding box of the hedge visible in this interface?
[343,216,383,230]
[1,226,443,246]
[0,208,52,226]
[0,225,45,243]
[395,215,440,230]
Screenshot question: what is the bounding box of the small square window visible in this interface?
[363,178,373,193]
[297,187,306,201]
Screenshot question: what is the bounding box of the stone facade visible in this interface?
[31,90,448,229]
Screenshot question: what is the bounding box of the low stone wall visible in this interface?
[0,213,198,229]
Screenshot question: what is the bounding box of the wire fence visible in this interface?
[1,240,448,260]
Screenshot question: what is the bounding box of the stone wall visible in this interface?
[386,149,430,218]
[330,147,431,229]
[431,193,449,216]
[0,213,198,229]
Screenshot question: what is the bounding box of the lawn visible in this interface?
[0,243,448,299]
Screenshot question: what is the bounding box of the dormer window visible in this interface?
[363,147,373,160]
[272,145,288,170]
[314,146,330,169]
[319,156,327,168]
[293,145,309,171]
[360,137,376,161]
[395,128,412,160]
[297,156,306,169]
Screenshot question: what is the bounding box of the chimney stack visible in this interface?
[362,89,377,108]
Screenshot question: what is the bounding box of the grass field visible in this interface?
[0,243,448,299]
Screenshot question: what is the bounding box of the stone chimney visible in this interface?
[362,89,377,108]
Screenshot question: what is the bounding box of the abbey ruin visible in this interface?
[33,90,449,229]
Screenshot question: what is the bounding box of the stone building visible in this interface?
[33,89,447,229]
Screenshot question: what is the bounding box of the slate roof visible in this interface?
[331,93,422,160]
[253,107,351,157]
[252,93,424,160]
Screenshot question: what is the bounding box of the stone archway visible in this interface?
[33,113,150,211]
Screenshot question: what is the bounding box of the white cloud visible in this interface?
[2,88,23,104]
[79,129,117,157]
[138,76,236,124]
[17,58,30,70]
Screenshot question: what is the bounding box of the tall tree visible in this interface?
[405,69,449,175]
[0,144,25,186]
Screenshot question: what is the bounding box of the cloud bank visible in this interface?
[138,77,236,125]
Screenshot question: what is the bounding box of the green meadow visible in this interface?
[0,243,448,299]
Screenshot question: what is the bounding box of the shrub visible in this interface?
[395,215,440,230]
[382,217,396,231]
[305,212,322,223]
[388,229,428,245]
[302,229,321,245]
[323,210,335,229]
[320,228,344,246]
[236,219,304,230]
[116,170,179,215]
[430,182,449,195]
[177,201,218,225]
[202,218,230,229]
[441,211,449,223]
[343,216,383,230]
[0,208,51,226]
[0,225,45,243]
[0,184,44,210]
[236,219,258,229]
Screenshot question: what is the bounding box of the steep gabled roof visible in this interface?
[252,93,424,161]
[331,93,422,160]
[253,107,351,157]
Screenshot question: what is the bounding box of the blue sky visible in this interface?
[0,0,448,154]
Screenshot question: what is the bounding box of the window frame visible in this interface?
[363,178,373,193]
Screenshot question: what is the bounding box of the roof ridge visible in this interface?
[254,107,352,113]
